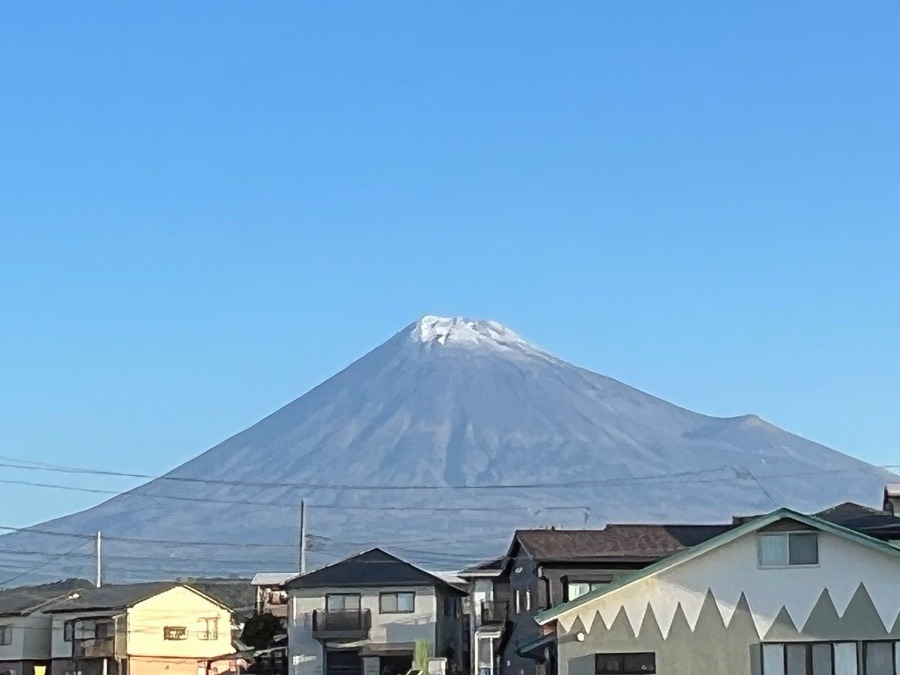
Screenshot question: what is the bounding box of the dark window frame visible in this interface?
[0,624,11,646]
[594,652,656,674]
[379,591,416,614]
[163,626,188,641]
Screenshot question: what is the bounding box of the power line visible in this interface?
[13,456,890,491]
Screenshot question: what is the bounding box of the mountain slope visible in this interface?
[0,316,889,581]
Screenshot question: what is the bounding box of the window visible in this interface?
[0,625,11,646]
[198,618,218,640]
[443,596,459,618]
[567,582,608,601]
[866,642,895,675]
[380,592,415,614]
[595,653,655,674]
[163,626,188,641]
[514,590,521,614]
[525,590,532,612]
[326,594,361,612]
[758,533,819,567]
[476,636,494,675]
[267,590,288,606]
[762,642,859,675]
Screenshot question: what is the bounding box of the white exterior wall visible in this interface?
[555,528,900,639]
[0,615,54,662]
[50,611,117,660]
[288,586,439,675]
[470,579,494,631]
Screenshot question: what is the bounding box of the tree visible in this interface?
[242,612,284,650]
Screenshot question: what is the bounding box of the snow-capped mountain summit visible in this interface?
[412,315,541,353]
[0,316,890,581]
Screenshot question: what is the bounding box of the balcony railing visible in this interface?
[73,637,115,658]
[312,609,371,640]
[480,601,508,625]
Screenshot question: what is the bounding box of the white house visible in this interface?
[285,549,466,675]
[533,508,900,675]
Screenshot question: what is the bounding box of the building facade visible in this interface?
[286,549,465,675]
[536,509,900,675]
[44,583,236,675]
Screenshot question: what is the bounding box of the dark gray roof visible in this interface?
[42,581,232,614]
[514,524,732,562]
[0,579,94,617]
[286,548,465,595]
[187,580,255,618]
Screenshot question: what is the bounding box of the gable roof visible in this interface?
[816,501,886,522]
[0,579,94,617]
[513,524,732,563]
[535,508,900,625]
[42,582,232,614]
[285,548,465,595]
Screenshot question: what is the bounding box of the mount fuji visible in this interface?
[0,316,890,581]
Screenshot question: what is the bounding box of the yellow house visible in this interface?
[43,583,237,675]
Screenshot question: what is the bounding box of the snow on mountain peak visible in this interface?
[411,315,535,351]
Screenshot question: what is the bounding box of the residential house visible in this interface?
[457,560,507,675]
[251,575,295,620]
[492,524,731,675]
[534,508,900,675]
[0,580,94,675]
[42,583,237,675]
[285,548,466,675]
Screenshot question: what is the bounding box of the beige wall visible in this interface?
[49,586,232,662]
[0,615,54,662]
[125,587,232,658]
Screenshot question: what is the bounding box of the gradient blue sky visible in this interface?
[2,2,899,527]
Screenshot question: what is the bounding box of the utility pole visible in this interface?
[299,501,307,575]
[96,531,102,588]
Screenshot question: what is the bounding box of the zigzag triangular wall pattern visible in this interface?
[559,584,900,642]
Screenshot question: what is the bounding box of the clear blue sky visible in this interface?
[1,2,898,527]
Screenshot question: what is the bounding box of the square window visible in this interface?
[788,533,818,565]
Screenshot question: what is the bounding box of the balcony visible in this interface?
[73,637,115,658]
[312,609,371,640]
[479,601,508,626]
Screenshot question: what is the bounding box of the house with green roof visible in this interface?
[528,508,900,675]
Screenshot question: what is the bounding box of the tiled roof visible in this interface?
[286,548,465,594]
[816,501,885,522]
[41,582,180,613]
[0,579,94,617]
[515,524,732,562]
